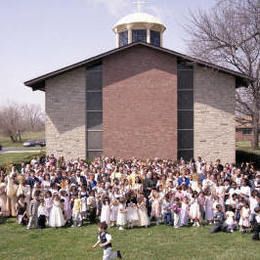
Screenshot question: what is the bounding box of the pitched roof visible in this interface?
[24,42,252,91]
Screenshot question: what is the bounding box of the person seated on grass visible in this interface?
[251,206,260,241]
[211,204,225,233]
[92,221,122,260]
[224,205,237,233]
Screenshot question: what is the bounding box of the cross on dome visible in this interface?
[133,0,148,13]
[114,0,166,48]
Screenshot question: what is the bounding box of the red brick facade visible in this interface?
[103,45,177,159]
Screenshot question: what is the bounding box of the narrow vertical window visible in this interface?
[86,64,103,160]
[177,62,194,161]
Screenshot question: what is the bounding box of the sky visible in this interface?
[0,0,216,109]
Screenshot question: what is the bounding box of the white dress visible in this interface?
[127,202,139,223]
[239,207,250,227]
[100,203,111,225]
[189,198,201,220]
[225,211,235,226]
[180,203,189,226]
[138,201,150,227]
[110,205,119,222]
[204,196,214,221]
[117,203,127,226]
[49,200,65,227]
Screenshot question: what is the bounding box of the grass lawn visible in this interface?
[0,131,45,148]
[0,152,45,166]
[0,219,259,260]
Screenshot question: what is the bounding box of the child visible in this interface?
[100,197,111,226]
[38,199,47,229]
[44,191,53,225]
[172,198,182,228]
[60,190,72,223]
[126,193,139,229]
[239,203,250,232]
[80,193,88,222]
[87,191,97,224]
[180,196,189,227]
[49,195,65,228]
[204,192,214,224]
[211,204,225,233]
[189,191,201,227]
[72,193,82,227]
[92,222,122,259]
[137,195,150,228]
[224,206,236,233]
[251,206,260,240]
[117,198,127,230]
[16,194,27,224]
[27,191,40,229]
[110,199,119,227]
[161,193,173,226]
[150,190,161,225]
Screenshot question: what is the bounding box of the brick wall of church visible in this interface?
[103,45,178,159]
[194,65,236,163]
[45,67,86,159]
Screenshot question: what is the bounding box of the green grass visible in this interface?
[0,219,259,260]
[0,131,45,148]
[0,152,45,167]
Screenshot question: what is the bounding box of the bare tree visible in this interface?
[0,103,24,142]
[22,104,44,131]
[0,103,45,143]
[185,0,260,149]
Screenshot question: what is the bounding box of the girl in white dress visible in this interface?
[204,192,214,224]
[126,194,139,228]
[137,195,150,227]
[180,196,189,226]
[239,203,250,232]
[224,206,236,232]
[44,191,53,225]
[117,198,127,230]
[189,191,201,227]
[100,197,111,225]
[49,195,65,228]
[150,190,162,225]
[110,199,119,227]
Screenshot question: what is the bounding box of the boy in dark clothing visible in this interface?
[211,204,225,233]
[251,207,260,240]
[92,222,122,260]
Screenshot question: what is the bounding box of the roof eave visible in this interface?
[24,42,252,91]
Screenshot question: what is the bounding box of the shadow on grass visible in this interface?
[236,150,260,169]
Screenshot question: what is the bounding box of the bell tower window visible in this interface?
[151,30,161,47]
[132,29,147,43]
[119,31,128,47]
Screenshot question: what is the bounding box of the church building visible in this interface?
[24,8,250,163]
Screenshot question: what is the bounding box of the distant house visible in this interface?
[236,116,260,143]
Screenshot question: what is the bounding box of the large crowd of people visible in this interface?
[0,155,259,240]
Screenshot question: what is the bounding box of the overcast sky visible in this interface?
[0,0,215,109]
